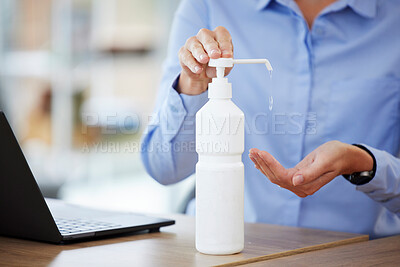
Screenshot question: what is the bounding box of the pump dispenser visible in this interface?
[195,58,273,255]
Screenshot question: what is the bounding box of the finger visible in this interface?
[250,153,273,177]
[204,65,233,78]
[185,37,209,64]
[251,154,269,177]
[257,151,304,191]
[292,159,330,186]
[296,171,337,196]
[196,28,221,59]
[249,154,258,167]
[249,148,261,157]
[179,47,203,74]
[205,66,216,78]
[214,26,233,58]
[224,66,233,76]
[249,155,262,172]
[254,155,275,180]
[250,152,307,197]
[291,190,308,198]
[253,153,282,185]
[257,150,288,180]
[250,149,277,180]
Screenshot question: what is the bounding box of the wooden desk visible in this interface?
[0,214,367,267]
[247,234,400,267]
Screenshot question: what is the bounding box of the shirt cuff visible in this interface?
[172,74,209,115]
[158,74,209,142]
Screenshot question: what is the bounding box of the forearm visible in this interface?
[141,80,208,185]
[141,124,195,185]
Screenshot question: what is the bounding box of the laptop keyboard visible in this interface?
[55,217,122,235]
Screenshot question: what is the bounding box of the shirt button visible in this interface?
[171,106,178,113]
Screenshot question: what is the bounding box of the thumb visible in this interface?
[292,161,327,186]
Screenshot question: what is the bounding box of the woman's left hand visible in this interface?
[249,140,374,197]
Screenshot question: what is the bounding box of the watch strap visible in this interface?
[343,144,377,186]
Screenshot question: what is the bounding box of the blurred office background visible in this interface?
[0,0,195,214]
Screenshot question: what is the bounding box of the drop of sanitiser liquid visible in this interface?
[268,70,273,111]
[269,95,273,111]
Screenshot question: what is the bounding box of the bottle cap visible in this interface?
[208,78,232,99]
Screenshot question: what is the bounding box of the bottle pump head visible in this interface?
[207,58,273,99]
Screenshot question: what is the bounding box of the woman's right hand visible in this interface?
[177,26,234,95]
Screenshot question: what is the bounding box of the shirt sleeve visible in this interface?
[140,0,209,185]
[356,144,400,216]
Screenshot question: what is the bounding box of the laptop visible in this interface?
[0,111,175,244]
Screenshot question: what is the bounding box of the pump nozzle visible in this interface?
[209,58,273,78]
[207,58,273,99]
[232,59,273,72]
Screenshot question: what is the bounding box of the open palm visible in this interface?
[249,141,372,197]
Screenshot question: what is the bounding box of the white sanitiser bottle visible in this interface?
[195,58,273,255]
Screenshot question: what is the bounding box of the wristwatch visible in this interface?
[342,144,377,186]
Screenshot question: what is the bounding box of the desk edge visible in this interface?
[214,235,369,267]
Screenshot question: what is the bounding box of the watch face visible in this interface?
[350,171,374,186]
[358,171,372,177]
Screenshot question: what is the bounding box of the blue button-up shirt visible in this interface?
[141,0,400,238]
